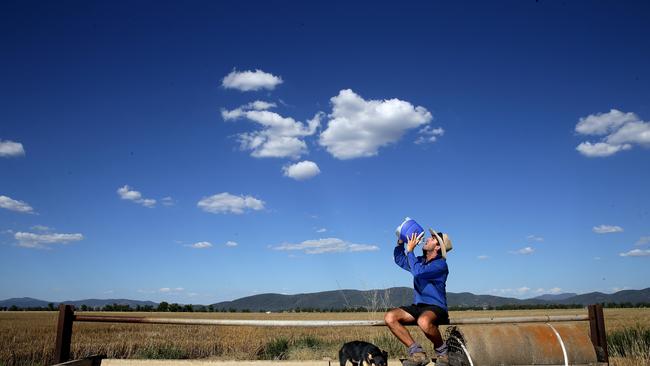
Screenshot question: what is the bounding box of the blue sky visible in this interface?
[1,0,649,304]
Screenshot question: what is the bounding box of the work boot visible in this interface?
[434,354,448,366]
[401,351,429,366]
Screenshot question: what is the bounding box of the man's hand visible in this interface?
[406,232,424,252]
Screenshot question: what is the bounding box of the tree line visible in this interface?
[2,301,649,312]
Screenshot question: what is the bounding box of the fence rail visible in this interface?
[54,304,608,364]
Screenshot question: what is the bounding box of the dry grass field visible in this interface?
[1,308,648,366]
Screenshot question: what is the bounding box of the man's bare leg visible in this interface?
[416,311,443,348]
[384,308,417,347]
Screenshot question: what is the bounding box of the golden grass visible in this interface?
[1,308,648,365]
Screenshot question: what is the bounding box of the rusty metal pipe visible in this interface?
[446,323,598,365]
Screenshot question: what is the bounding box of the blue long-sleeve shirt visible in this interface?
[394,244,449,311]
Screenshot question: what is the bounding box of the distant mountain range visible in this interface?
[0,297,157,309]
[532,293,578,301]
[209,287,650,311]
[3,287,648,310]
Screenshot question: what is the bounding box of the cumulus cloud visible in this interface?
[575,109,638,135]
[161,197,175,206]
[272,237,379,254]
[187,241,212,249]
[619,249,650,257]
[575,109,650,157]
[283,160,321,180]
[319,89,433,159]
[225,241,238,247]
[593,225,623,234]
[511,246,534,255]
[197,192,264,214]
[159,287,185,293]
[248,101,277,110]
[415,126,445,145]
[222,69,283,91]
[576,142,631,157]
[0,195,35,214]
[222,102,323,159]
[15,231,84,249]
[31,225,52,232]
[635,236,650,246]
[117,185,157,208]
[0,139,25,157]
[535,287,562,294]
[490,287,531,296]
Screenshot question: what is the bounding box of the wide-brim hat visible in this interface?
[429,228,453,258]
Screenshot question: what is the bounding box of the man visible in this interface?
[384,228,453,366]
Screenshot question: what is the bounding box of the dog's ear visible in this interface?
[382,351,388,359]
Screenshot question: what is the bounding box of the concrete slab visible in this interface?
[103,359,403,366]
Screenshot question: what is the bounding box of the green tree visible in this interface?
[157,301,169,312]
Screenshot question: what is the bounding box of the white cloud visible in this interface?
[15,231,84,249]
[272,237,379,254]
[575,109,638,135]
[606,120,650,146]
[283,160,321,180]
[222,102,322,159]
[0,139,25,157]
[534,287,562,294]
[593,225,623,234]
[575,109,650,157]
[526,235,544,242]
[31,225,52,232]
[159,287,185,293]
[248,101,277,110]
[161,197,175,206]
[415,126,445,145]
[0,195,35,214]
[222,69,283,91]
[187,241,212,249]
[612,286,630,292]
[619,249,650,257]
[511,246,534,255]
[635,236,650,246]
[576,141,631,157]
[490,287,531,296]
[117,185,157,208]
[477,255,489,260]
[197,192,264,214]
[225,241,238,247]
[316,228,327,233]
[319,89,433,159]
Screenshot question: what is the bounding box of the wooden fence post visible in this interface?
[54,304,75,363]
[588,304,609,363]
